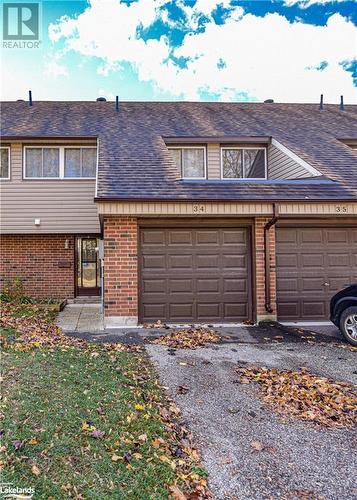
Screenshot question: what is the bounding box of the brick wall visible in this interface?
[254,217,277,321]
[0,234,75,299]
[103,216,138,321]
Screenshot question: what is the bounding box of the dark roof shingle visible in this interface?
[1,100,357,201]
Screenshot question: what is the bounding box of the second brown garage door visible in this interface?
[139,227,251,323]
[276,226,357,321]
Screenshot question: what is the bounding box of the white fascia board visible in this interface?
[271,138,322,177]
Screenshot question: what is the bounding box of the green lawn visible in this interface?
[0,305,208,499]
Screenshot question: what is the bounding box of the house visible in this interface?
[1,99,356,327]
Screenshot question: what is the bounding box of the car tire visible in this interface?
[339,306,357,346]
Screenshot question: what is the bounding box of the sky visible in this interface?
[1,0,356,103]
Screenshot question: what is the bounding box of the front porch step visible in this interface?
[72,296,102,304]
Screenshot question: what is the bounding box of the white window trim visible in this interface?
[0,146,11,180]
[220,146,267,180]
[23,145,97,180]
[168,146,207,180]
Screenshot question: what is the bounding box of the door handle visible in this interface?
[323,282,330,287]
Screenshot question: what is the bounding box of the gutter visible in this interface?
[264,203,279,313]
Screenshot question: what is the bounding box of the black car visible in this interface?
[330,284,357,346]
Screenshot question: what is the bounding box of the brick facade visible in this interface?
[254,217,277,322]
[0,234,75,299]
[103,216,138,325]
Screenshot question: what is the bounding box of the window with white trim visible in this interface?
[168,147,206,179]
[221,148,266,179]
[24,146,97,179]
[0,147,10,179]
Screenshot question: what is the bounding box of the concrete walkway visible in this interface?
[56,304,104,333]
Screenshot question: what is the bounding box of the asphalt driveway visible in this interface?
[147,337,357,500]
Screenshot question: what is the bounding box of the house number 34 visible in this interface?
[193,204,206,214]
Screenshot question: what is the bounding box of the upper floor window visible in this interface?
[24,146,97,179]
[0,147,10,179]
[168,147,206,179]
[221,148,266,179]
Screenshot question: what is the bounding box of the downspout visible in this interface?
[264,203,279,313]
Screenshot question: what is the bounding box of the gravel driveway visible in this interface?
[147,340,357,500]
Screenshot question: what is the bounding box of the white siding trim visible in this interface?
[0,146,11,180]
[271,139,321,176]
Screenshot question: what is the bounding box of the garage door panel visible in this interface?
[142,279,166,293]
[197,303,220,319]
[142,303,166,320]
[224,303,248,319]
[277,302,299,319]
[168,254,193,269]
[301,229,323,244]
[195,230,219,245]
[327,253,350,267]
[169,303,194,319]
[222,229,246,245]
[301,253,324,268]
[196,278,220,293]
[195,254,220,269]
[302,301,326,318]
[141,230,166,246]
[168,230,192,246]
[223,278,247,293]
[276,253,298,268]
[326,229,349,244]
[170,279,193,293]
[142,254,166,271]
[277,227,357,321]
[140,227,251,323]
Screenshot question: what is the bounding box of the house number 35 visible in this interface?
[335,205,348,213]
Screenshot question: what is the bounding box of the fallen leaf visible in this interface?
[90,430,105,439]
[111,454,120,462]
[169,485,187,500]
[251,440,264,451]
[31,464,41,476]
[135,404,145,411]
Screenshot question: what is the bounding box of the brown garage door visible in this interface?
[276,227,357,321]
[139,227,251,323]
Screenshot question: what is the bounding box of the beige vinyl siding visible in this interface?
[267,144,312,180]
[207,143,221,178]
[0,142,100,234]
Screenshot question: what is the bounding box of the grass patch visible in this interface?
[1,348,208,498]
[1,303,209,498]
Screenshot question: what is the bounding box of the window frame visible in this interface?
[23,145,97,180]
[168,146,207,180]
[0,146,11,180]
[220,146,267,180]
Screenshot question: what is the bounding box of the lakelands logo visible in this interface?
[0,482,35,498]
[3,2,41,48]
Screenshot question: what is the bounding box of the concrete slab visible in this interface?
[56,304,104,333]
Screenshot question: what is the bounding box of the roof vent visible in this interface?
[29,90,33,107]
[319,94,324,110]
[17,99,25,102]
[264,99,274,103]
[96,97,106,102]
[340,95,345,111]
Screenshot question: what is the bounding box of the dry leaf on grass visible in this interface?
[0,302,141,353]
[152,328,220,349]
[236,365,357,429]
[170,485,187,500]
